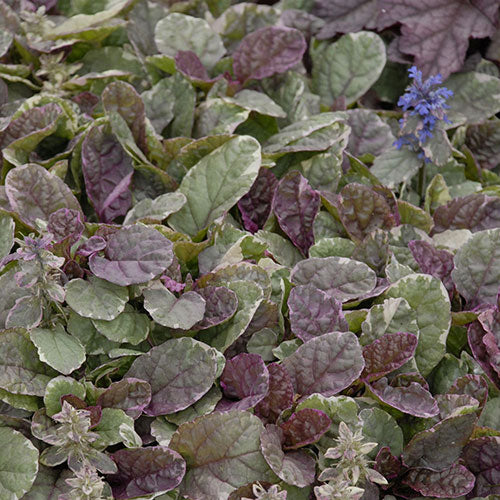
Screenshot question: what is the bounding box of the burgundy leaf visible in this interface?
[288,285,348,343]
[447,374,489,409]
[109,447,185,499]
[175,50,210,81]
[463,436,500,497]
[361,333,418,382]
[465,120,500,170]
[478,306,500,376]
[97,378,152,419]
[102,81,147,153]
[233,26,307,83]
[283,332,365,398]
[217,353,269,412]
[273,170,320,256]
[402,412,477,470]
[468,320,500,389]
[81,124,134,223]
[255,363,295,424]
[375,446,402,480]
[76,236,107,257]
[48,208,84,245]
[238,168,278,233]
[403,463,475,498]
[192,286,239,330]
[72,91,99,117]
[337,183,398,243]
[280,408,331,449]
[367,377,439,418]
[432,194,500,234]
[380,0,499,79]
[260,424,316,487]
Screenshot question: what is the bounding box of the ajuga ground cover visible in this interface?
[1,0,500,499]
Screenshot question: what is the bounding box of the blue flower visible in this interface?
[394,66,453,162]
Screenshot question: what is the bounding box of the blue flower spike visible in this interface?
[394,66,453,162]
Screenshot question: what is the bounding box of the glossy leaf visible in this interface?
[280,408,331,449]
[97,378,151,419]
[191,286,238,331]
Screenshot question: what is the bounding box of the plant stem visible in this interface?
[417,161,426,206]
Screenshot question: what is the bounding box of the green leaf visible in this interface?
[194,99,250,138]
[155,13,225,68]
[124,192,186,225]
[445,71,500,127]
[0,214,14,259]
[309,237,355,258]
[225,90,286,118]
[383,274,451,376]
[312,32,386,106]
[478,397,500,431]
[0,426,38,499]
[0,329,57,396]
[371,147,422,188]
[452,228,500,306]
[0,389,40,412]
[93,408,135,449]
[143,285,206,330]
[92,304,150,345]
[65,276,128,321]
[43,376,86,417]
[359,407,404,458]
[30,325,86,375]
[170,410,273,500]
[202,281,263,353]
[169,136,261,238]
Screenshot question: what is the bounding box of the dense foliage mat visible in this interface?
[0,0,500,499]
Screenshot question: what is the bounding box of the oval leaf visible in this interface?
[280,408,331,449]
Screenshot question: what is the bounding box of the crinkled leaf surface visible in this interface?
[89,225,174,286]
[5,164,82,227]
[312,31,386,106]
[65,276,128,321]
[81,124,134,223]
[260,425,316,488]
[273,171,320,256]
[30,325,86,375]
[280,408,331,449]
[283,331,364,397]
[97,378,151,419]
[217,353,269,412]
[288,285,348,342]
[291,256,377,302]
[402,412,476,470]
[169,136,261,238]
[155,13,225,68]
[361,332,418,381]
[169,410,273,500]
[233,26,306,83]
[452,228,500,306]
[123,192,186,225]
[359,407,404,458]
[125,337,221,416]
[380,0,499,79]
[384,273,450,376]
[192,286,238,331]
[109,446,186,499]
[47,208,84,245]
[143,285,205,330]
[0,426,38,500]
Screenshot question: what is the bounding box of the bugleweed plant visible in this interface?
[0,0,500,499]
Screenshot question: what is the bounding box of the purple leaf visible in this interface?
[81,124,134,223]
[367,377,439,418]
[48,208,84,245]
[403,463,475,498]
[280,408,331,449]
[447,374,489,409]
[254,363,294,424]
[96,378,152,419]
[408,240,455,296]
[233,26,307,83]
[468,321,500,389]
[5,164,82,227]
[89,225,174,286]
[375,446,402,480]
[108,447,185,499]
[72,91,99,117]
[217,353,269,412]
[125,337,221,416]
[432,194,500,233]
[478,306,500,377]
[175,50,212,81]
[192,286,238,330]
[102,81,147,153]
[283,332,364,398]
[75,236,107,258]
[465,120,500,170]
[273,171,320,256]
[402,412,476,470]
[238,168,278,234]
[288,285,348,342]
[312,0,393,39]
[361,333,418,382]
[337,183,398,243]
[380,0,499,80]
[260,424,316,487]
